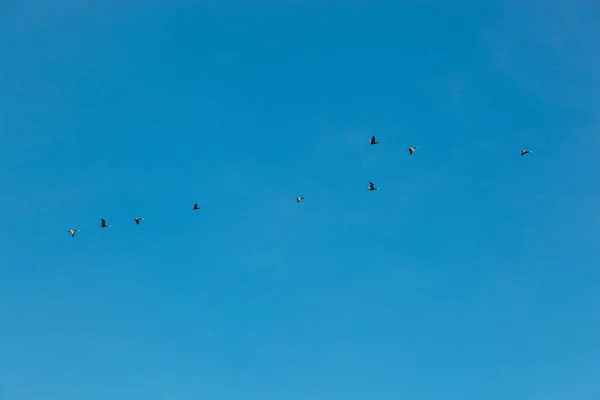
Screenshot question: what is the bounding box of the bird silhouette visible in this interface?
[133,217,144,225]
[520,149,532,156]
[370,135,379,145]
[99,218,111,228]
[368,182,379,191]
[296,196,306,203]
[408,146,418,155]
[193,203,201,210]
[67,229,80,237]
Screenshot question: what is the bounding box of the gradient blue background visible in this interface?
[1,1,599,399]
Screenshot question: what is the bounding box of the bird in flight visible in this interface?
[408,146,418,155]
[133,217,144,225]
[368,182,379,191]
[520,149,532,156]
[67,229,80,237]
[99,218,111,228]
[296,196,306,203]
[370,135,379,145]
[193,203,201,210]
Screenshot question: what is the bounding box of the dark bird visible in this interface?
[368,182,379,191]
[133,217,144,225]
[408,146,418,155]
[370,135,379,145]
[296,196,306,203]
[67,229,80,237]
[99,218,111,228]
[520,149,532,156]
[193,203,201,210]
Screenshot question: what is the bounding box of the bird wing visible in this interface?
[101,218,106,225]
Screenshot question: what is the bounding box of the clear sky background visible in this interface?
[1,1,599,399]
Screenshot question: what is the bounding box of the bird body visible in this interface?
[68,229,80,237]
[521,149,532,156]
[99,218,111,228]
[408,146,418,155]
[368,182,379,191]
[193,203,201,210]
[133,217,144,225]
[296,196,306,203]
[370,135,379,145]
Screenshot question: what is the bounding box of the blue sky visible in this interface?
[1,1,599,399]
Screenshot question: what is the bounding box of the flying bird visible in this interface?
[408,146,418,155]
[133,217,144,225]
[99,218,111,228]
[368,182,379,191]
[67,229,80,237]
[296,196,306,203]
[193,203,201,210]
[520,149,532,156]
[370,135,379,145]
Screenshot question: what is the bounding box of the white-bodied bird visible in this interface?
[67,229,80,237]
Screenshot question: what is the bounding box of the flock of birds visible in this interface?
[66,135,533,238]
